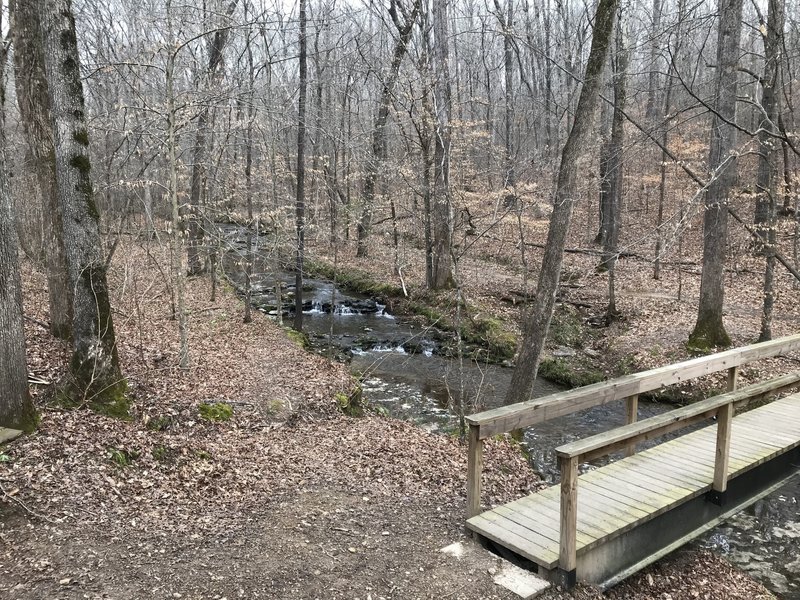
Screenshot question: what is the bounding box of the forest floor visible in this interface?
[0,237,783,600]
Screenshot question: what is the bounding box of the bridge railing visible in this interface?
[465,333,800,520]
[553,371,800,576]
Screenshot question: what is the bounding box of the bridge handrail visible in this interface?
[466,334,800,521]
[552,370,800,580]
[466,333,800,439]
[555,371,800,463]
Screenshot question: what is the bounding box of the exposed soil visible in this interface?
[0,239,782,599]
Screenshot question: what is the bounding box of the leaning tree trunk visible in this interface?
[40,0,127,414]
[757,0,785,341]
[0,24,37,431]
[688,0,744,351]
[505,0,619,406]
[11,0,72,339]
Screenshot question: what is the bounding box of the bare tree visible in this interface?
[39,0,127,412]
[11,0,72,339]
[688,0,744,350]
[600,14,628,323]
[756,0,785,341]
[430,0,454,289]
[505,0,619,406]
[186,0,239,275]
[356,0,419,258]
[0,11,37,430]
[494,0,516,206]
[294,0,308,332]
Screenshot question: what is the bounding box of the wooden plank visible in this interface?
[525,485,636,536]
[583,464,689,505]
[0,428,23,444]
[743,402,800,425]
[559,455,578,572]
[466,424,483,518]
[578,478,661,514]
[658,431,728,459]
[492,504,569,547]
[580,465,683,505]
[470,508,557,555]
[598,459,698,497]
[743,410,800,431]
[495,502,596,548]
[467,513,559,568]
[555,373,800,462]
[625,452,713,487]
[728,425,796,449]
[731,426,800,452]
[468,335,800,438]
[663,436,751,472]
[514,493,615,542]
[551,489,647,555]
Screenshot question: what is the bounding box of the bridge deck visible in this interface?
[466,392,800,571]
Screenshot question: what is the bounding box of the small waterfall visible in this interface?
[334,304,357,316]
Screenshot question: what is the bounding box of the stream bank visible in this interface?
[218,225,798,597]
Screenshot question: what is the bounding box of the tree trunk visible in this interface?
[601,18,628,325]
[644,0,662,123]
[11,0,72,339]
[356,0,419,258]
[688,0,744,351]
[495,0,516,206]
[654,0,686,280]
[294,0,308,332]
[505,0,619,406]
[243,21,256,325]
[757,0,784,341]
[0,21,37,431]
[431,0,454,289]
[186,0,239,275]
[753,0,783,241]
[40,0,127,413]
[166,2,190,369]
[596,74,613,245]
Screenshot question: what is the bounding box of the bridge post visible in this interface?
[727,366,739,391]
[466,424,483,519]
[624,395,639,457]
[558,454,578,587]
[710,367,738,505]
[711,401,733,505]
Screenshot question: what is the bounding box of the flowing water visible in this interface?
[218,225,799,597]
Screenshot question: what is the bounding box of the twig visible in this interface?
[23,315,50,330]
[397,265,409,297]
[0,481,61,524]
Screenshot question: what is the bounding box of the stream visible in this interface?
[219,225,800,598]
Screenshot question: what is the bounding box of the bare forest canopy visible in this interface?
[3,0,800,423]
[8,0,796,258]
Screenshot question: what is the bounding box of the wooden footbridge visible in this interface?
[465,334,800,589]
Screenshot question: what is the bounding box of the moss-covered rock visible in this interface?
[538,358,604,388]
[199,402,233,422]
